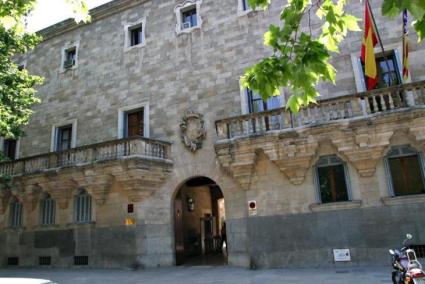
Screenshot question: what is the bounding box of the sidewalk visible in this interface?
[0,265,392,284]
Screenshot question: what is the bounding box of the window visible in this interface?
[118,103,149,139]
[246,89,282,114]
[124,19,146,50]
[64,47,77,69]
[3,139,17,160]
[74,189,92,223]
[386,146,425,197]
[362,51,402,90]
[130,25,143,46]
[315,156,350,203]
[181,6,197,29]
[56,125,73,151]
[9,198,23,227]
[174,0,202,34]
[40,193,55,225]
[124,109,144,138]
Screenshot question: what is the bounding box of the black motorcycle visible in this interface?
[390,234,425,284]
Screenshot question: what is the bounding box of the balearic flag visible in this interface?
[361,0,378,90]
[402,9,409,80]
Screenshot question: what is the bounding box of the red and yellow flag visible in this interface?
[361,0,378,90]
[402,9,409,80]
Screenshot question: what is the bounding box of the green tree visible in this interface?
[242,0,425,113]
[0,0,90,139]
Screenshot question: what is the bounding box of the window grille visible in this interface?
[74,189,92,223]
[9,199,22,227]
[40,195,55,225]
[39,256,51,265]
[74,256,89,265]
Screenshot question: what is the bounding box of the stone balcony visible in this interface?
[0,137,173,212]
[215,80,425,189]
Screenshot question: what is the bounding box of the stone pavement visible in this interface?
[0,265,393,284]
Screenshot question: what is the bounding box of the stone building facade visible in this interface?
[1,0,425,268]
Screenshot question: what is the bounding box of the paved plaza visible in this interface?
[0,265,393,283]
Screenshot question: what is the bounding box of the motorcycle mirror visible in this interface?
[389,249,395,255]
[406,234,413,240]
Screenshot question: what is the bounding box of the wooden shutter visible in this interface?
[126,109,144,137]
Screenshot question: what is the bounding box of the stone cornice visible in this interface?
[37,0,148,40]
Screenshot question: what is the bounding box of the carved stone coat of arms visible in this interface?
[180,110,206,152]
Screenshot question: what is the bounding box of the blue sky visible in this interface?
[27,0,113,32]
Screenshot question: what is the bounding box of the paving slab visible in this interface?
[0,266,393,284]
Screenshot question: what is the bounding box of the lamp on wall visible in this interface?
[187,195,195,212]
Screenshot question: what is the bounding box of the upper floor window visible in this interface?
[353,49,403,92]
[9,198,23,228]
[40,193,55,225]
[181,6,197,29]
[362,51,401,90]
[3,139,17,160]
[64,47,77,69]
[56,124,73,151]
[175,0,202,34]
[386,146,425,197]
[315,155,351,204]
[124,18,146,51]
[246,89,282,114]
[124,109,144,138]
[74,189,92,224]
[50,119,77,152]
[118,103,149,139]
[60,42,79,72]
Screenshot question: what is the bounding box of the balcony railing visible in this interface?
[216,80,425,140]
[0,136,171,176]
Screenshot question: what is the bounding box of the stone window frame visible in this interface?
[313,155,353,204]
[117,102,150,139]
[0,137,21,160]
[39,193,56,226]
[350,45,406,93]
[50,119,78,152]
[123,17,146,52]
[9,197,23,228]
[74,189,93,224]
[60,41,79,73]
[384,145,425,197]
[174,0,203,35]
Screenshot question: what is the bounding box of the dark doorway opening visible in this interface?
[174,177,227,266]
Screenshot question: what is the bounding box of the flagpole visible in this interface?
[366,0,393,86]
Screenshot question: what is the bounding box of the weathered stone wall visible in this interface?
[18,0,425,157]
[2,0,425,269]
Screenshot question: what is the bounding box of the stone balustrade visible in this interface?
[215,80,425,140]
[0,136,172,177]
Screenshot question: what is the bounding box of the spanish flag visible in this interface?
[402,9,409,80]
[361,0,378,90]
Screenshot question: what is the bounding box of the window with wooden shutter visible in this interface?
[125,109,144,137]
[386,146,425,196]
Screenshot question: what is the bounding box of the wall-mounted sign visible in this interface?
[248,200,257,216]
[333,249,351,262]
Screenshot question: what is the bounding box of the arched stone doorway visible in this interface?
[174,176,227,266]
